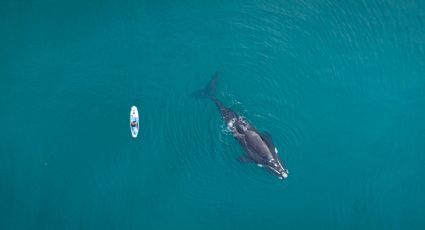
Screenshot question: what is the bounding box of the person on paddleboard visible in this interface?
[130,106,139,138]
[131,120,137,127]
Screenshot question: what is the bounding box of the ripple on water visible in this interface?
[155,0,425,200]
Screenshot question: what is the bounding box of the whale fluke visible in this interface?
[189,72,218,99]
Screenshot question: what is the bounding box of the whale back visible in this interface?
[245,130,273,162]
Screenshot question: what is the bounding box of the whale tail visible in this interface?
[189,72,218,99]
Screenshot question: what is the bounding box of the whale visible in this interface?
[190,72,289,179]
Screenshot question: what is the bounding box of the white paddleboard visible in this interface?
[130,106,139,138]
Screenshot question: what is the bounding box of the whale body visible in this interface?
[190,73,289,179]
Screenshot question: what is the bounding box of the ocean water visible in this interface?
[1,0,425,229]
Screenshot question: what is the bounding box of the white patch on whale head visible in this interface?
[281,169,289,179]
[257,164,263,168]
[274,147,278,154]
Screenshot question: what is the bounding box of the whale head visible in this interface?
[266,158,289,179]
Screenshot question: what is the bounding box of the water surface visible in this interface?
[1,0,425,229]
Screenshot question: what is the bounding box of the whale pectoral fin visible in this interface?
[238,155,253,163]
[260,132,275,151]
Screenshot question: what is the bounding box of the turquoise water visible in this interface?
[1,0,425,229]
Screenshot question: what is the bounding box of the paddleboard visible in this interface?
[130,106,139,138]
